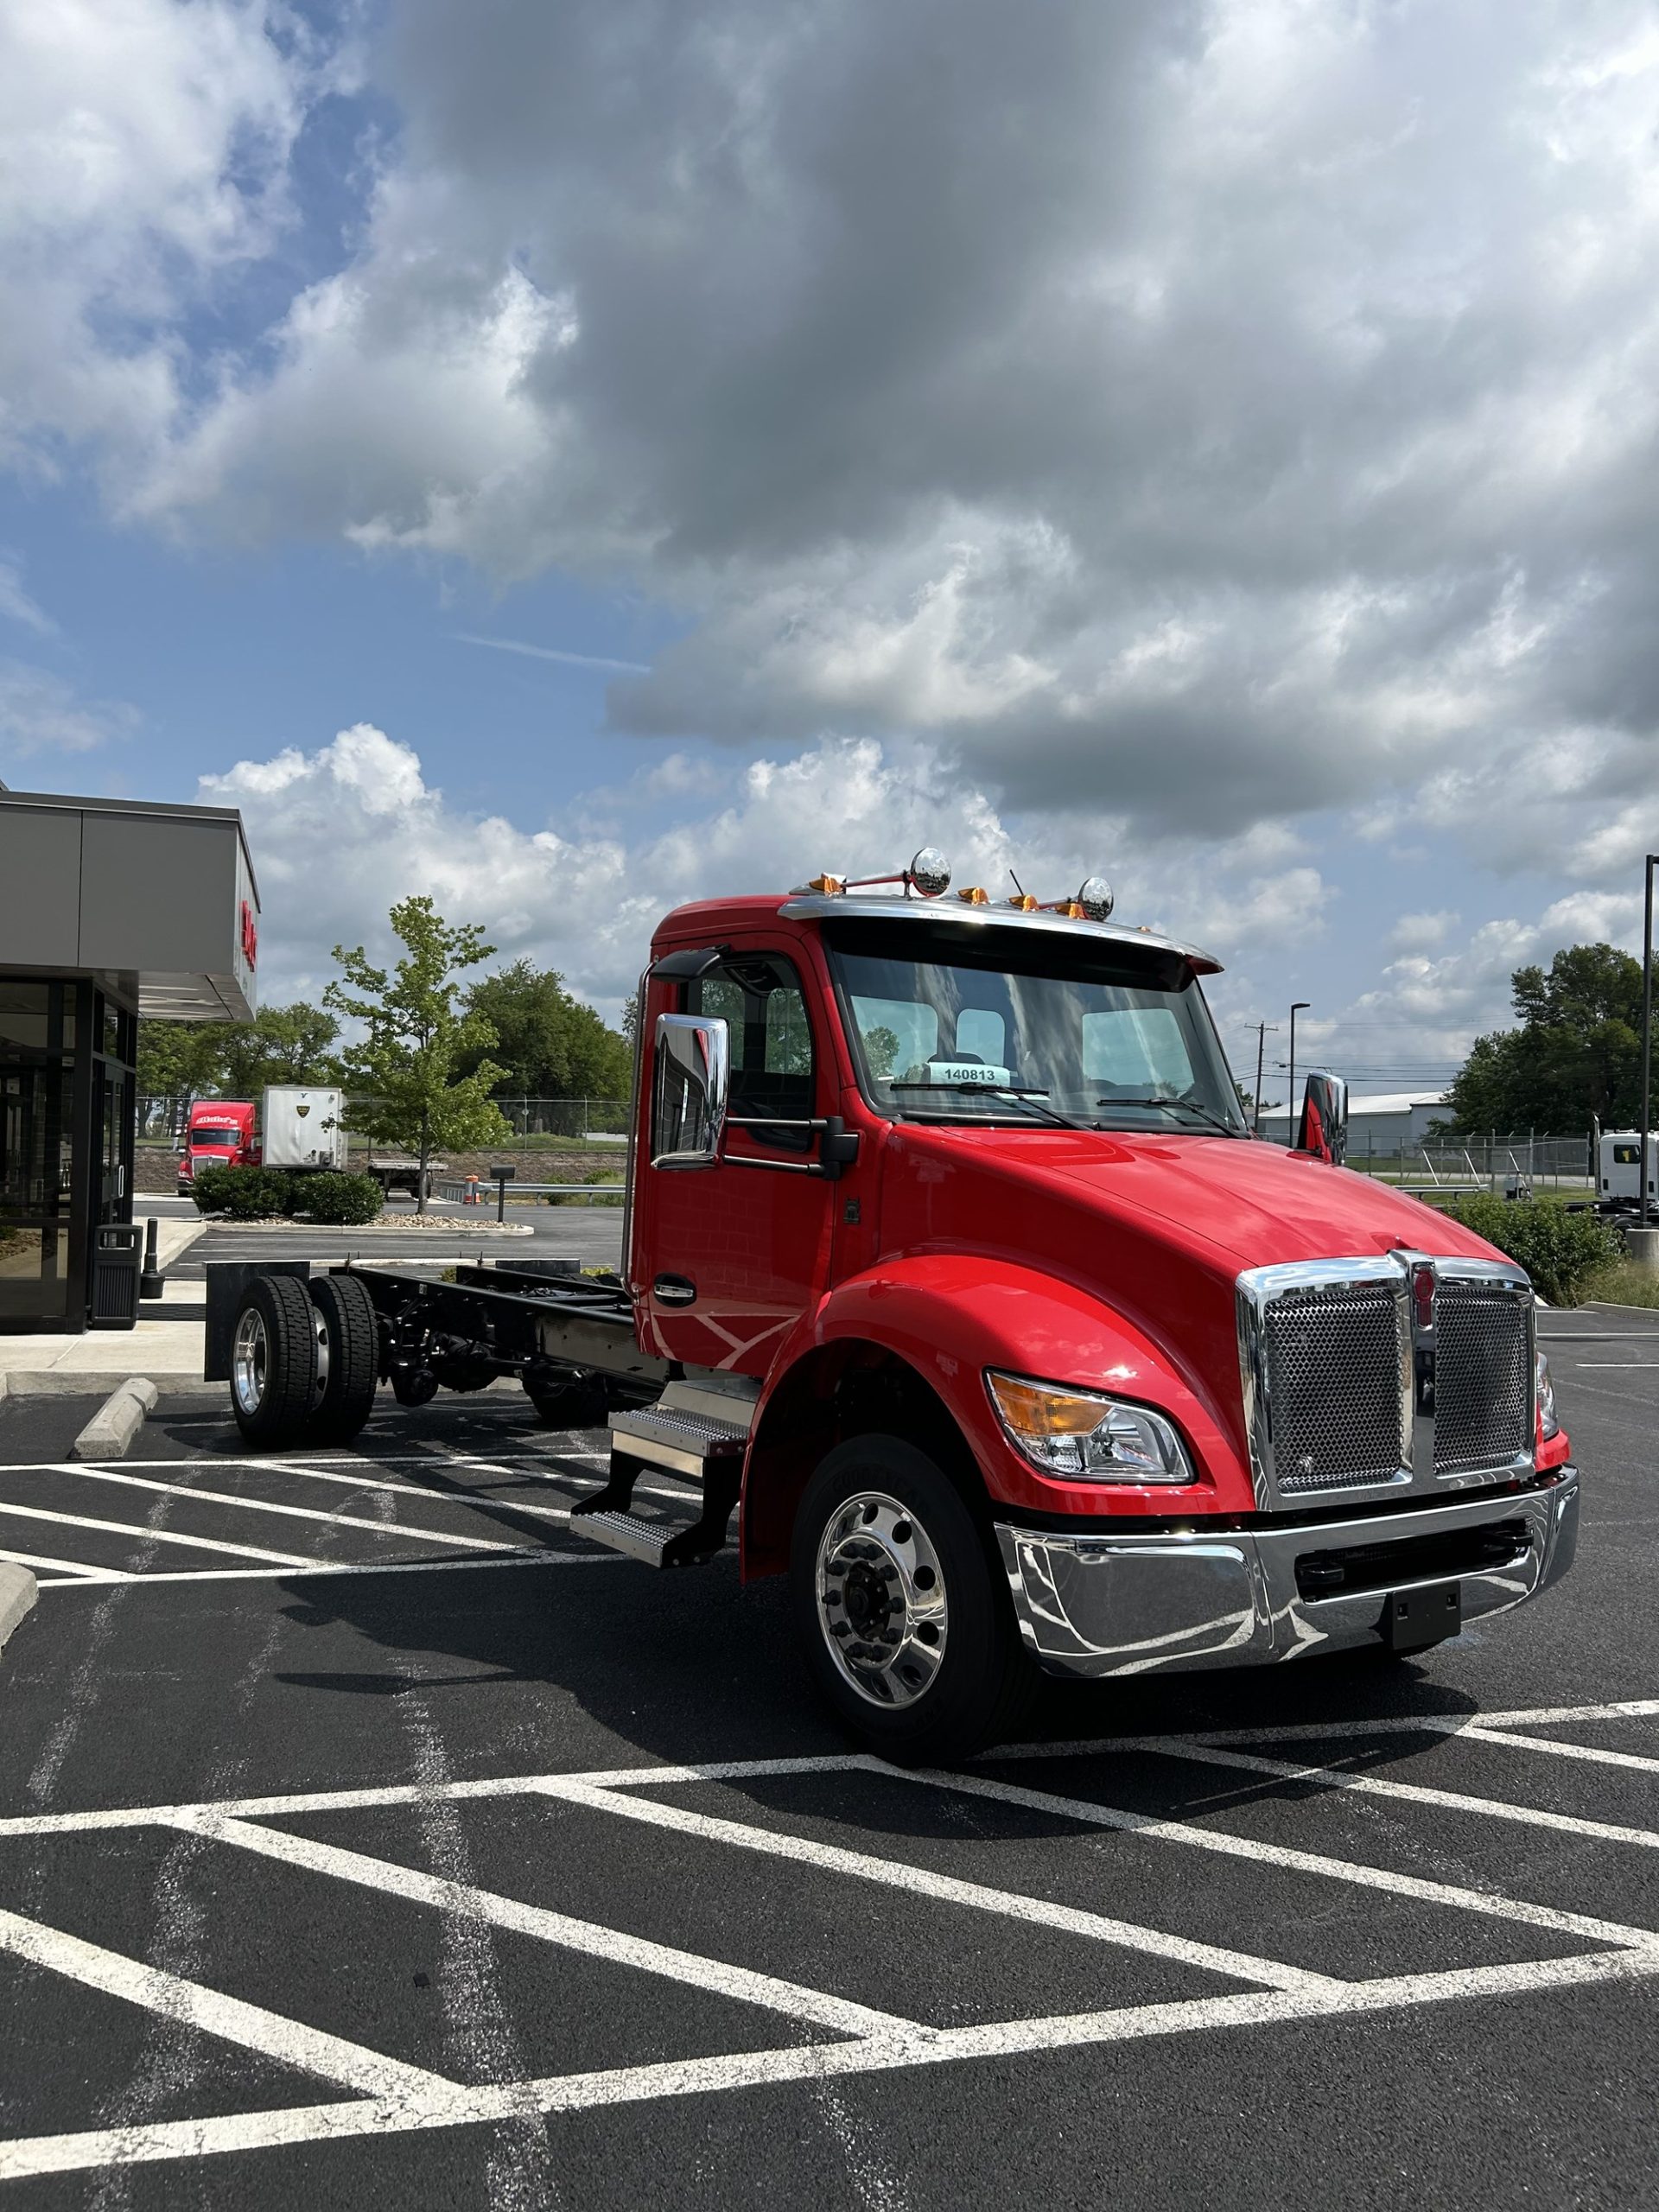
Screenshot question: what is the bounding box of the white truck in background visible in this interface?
[1597,1131,1657,1215]
[260,1087,347,1173]
[263,1088,442,1199]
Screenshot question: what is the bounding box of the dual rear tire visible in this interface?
[230,1273,379,1449]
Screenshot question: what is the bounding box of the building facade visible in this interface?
[0,786,257,1332]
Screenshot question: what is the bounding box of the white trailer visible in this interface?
[1598,1130,1657,1213]
[261,1086,347,1172]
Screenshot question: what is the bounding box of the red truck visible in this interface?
[219,855,1578,1757]
[177,1099,258,1192]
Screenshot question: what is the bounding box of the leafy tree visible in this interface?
[326,897,510,1216]
[863,1026,903,1080]
[218,1004,341,1096]
[459,960,632,1100]
[1445,944,1643,1134]
[138,1002,340,1100]
[137,1019,225,1099]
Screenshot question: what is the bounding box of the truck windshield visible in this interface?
[824,922,1246,1135]
[192,1128,243,1144]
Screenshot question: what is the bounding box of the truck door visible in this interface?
[640,948,836,1374]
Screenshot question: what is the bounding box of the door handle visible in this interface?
[652,1274,697,1307]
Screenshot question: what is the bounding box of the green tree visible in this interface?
[137,1019,226,1099]
[217,1004,341,1096]
[459,961,632,1101]
[326,897,510,1216]
[1445,943,1643,1134]
[137,1002,341,1101]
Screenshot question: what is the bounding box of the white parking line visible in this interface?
[0,1904,455,2100]
[0,1501,314,1567]
[6,1944,1659,2183]
[915,1765,1659,1952]
[31,1550,617,1591]
[0,1548,123,1581]
[1457,1726,1659,1777]
[37,1463,524,1552]
[535,1775,1341,1994]
[174,1813,927,2044]
[1128,1735,1659,1853]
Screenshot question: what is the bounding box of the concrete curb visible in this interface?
[0,1564,37,1656]
[70,1377,160,1459]
[0,1372,221,1400]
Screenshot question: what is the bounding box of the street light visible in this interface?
[1252,1021,1278,1135]
[1643,856,1658,1228]
[1287,1002,1311,1147]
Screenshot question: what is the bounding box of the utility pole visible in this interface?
[1643,855,1657,1228]
[1252,1022,1272,1134]
[1287,1002,1310,1147]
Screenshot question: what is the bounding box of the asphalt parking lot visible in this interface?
[1,1306,1658,2208]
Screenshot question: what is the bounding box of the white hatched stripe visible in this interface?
[1132,1734,1659,1852]
[1458,1726,1659,1777]
[174,1813,922,2043]
[41,1463,520,1550]
[5,1944,1658,2181]
[0,1501,313,1567]
[0,1548,122,1581]
[918,1766,1659,1952]
[0,1905,454,2101]
[537,1775,1336,1994]
[32,1550,613,1592]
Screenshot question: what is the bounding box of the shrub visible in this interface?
[190,1165,299,1218]
[296,1171,385,1225]
[1442,1194,1622,1306]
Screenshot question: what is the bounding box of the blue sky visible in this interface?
[3,0,1655,1100]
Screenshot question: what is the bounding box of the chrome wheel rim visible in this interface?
[232,1308,268,1417]
[816,1491,949,1708]
[312,1305,330,1399]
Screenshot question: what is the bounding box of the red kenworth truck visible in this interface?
[219,853,1578,1757]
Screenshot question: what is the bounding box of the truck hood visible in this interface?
[890,1125,1501,1274]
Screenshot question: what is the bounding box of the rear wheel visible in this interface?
[791,1433,1033,1764]
[306,1273,379,1444]
[230,1275,319,1448]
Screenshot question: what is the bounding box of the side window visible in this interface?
[689,955,816,1151]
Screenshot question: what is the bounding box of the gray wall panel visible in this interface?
[0,808,83,963]
[78,813,237,975]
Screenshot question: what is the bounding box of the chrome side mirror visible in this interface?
[650,1013,730,1169]
[1298,1070,1348,1165]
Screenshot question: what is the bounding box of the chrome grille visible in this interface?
[1263,1285,1408,1493]
[1434,1280,1531,1472]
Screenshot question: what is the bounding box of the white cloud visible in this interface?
[203,723,1332,1019]
[0,556,55,636]
[0,660,137,761]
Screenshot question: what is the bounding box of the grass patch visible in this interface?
[1581,1261,1659,1310]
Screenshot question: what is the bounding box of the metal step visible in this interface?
[609,1402,750,1479]
[575,1506,728,1570]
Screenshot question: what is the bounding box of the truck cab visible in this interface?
[178,1100,257,1191]
[221,858,1578,1759]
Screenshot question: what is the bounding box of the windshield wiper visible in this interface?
[890,1083,1084,1131]
[1096,1096,1242,1136]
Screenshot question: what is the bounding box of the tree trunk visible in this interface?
[417,1110,429,1218]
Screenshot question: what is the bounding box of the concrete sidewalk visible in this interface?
[0,1221,212,1397]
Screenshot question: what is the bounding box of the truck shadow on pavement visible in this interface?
[264,1548,1484,1838]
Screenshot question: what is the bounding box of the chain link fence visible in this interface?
[1346,1133,1594,1192]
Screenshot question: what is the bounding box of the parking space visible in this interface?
[0,1329,1656,2207]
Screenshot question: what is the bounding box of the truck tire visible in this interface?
[306,1273,379,1444]
[229,1274,320,1449]
[791,1433,1034,1764]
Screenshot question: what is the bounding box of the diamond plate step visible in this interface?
[609,1403,750,1479]
[575,1506,731,1569]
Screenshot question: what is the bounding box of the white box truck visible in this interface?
[261,1087,347,1173]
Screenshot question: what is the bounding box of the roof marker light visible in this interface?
[957,886,990,905]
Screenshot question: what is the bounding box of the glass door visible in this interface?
[0,984,76,1324]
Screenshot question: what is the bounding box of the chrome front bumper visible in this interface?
[994,1472,1579,1679]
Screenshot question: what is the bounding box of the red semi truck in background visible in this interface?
[177,1099,258,1189]
[219,854,1578,1757]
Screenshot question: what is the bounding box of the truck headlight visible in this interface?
[986,1370,1195,1483]
[1536,1351,1560,1441]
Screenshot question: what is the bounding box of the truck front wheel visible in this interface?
[791,1435,1033,1764]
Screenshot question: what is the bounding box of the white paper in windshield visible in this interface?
[922,1061,1014,1088]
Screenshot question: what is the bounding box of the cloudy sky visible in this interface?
[3,0,1657,1104]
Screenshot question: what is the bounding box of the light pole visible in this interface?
[1643,855,1658,1228]
[1287,1002,1310,1147]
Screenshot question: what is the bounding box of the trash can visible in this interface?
[89,1224,143,1331]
